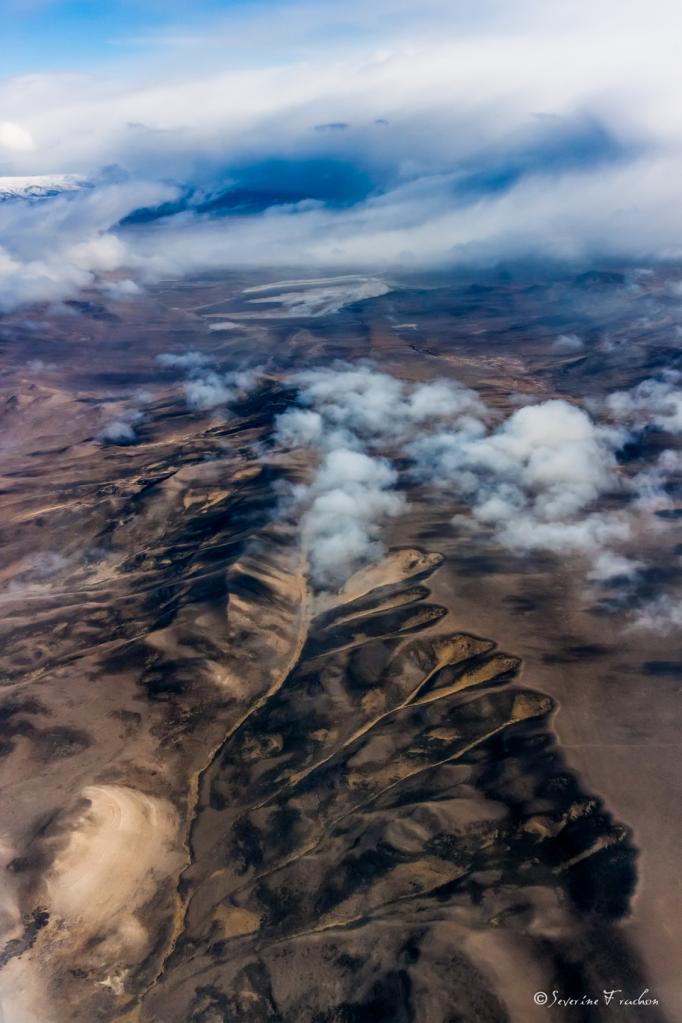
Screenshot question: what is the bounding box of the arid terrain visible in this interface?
[0,269,680,1022]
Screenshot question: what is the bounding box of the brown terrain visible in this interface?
[0,269,680,1022]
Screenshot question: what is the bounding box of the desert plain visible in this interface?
[0,268,680,1023]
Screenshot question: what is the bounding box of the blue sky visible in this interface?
[0,0,285,74]
[0,0,506,75]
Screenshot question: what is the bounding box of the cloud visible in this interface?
[275,363,682,591]
[606,372,682,434]
[276,365,476,586]
[275,366,487,589]
[25,357,56,372]
[5,551,69,599]
[98,407,144,445]
[2,1,682,307]
[99,418,139,445]
[284,364,485,447]
[629,594,682,634]
[630,449,682,513]
[294,448,406,587]
[411,398,634,567]
[157,350,212,370]
[183,372,238,411]
[0,179,177,311]
[276,365,646,587]
[412,398,620,510]
[0,121,33,152]
[157,349,261,410]
[552,332,584,353]
[588,551,642,583]
[601,374,682,515]
[276,408,326,448]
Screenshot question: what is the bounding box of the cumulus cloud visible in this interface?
[157,349,261,411]
[183,372,238,411]
[98,407,144,446]
[5,551,69,599]
[275,365,490,586]
[276,364,648,587]
[99,419,138,445]
[552,332,584,353]
[630,449,682,513]
[284,364,485,448]
[629,594,682,634]
[606,372,682,434]
[275,362,682,590]
[600,373,682,517]
[411,398,636,569]
[294,449,406,587]
[588,551,642,583]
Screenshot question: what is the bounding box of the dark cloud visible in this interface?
[314,122,350,132]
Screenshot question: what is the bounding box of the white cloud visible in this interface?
[411,398,635,569]
[157,351,212,370]
[588,551,642,582]
[286,364,485,447]
[631,448,682,513]
[0,121,34,152]
[183,373,237,411]
[157,350,261,410]
[98,408,144,445]
[275,368,412,586]
[294,448,406,587]
[274,408,325,448]
[552,332,584,353]
[0,179,177,311]
[629,594,682,634]
[276,366,649,587]
[607,373,682,434]
[1,1,682,307]
[99,419,138,444]
[274,366,492,587]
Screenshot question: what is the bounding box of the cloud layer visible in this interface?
[2,0,682,308]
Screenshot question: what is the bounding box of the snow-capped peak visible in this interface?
[0,174,90,202]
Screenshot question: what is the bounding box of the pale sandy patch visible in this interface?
[46,784,183,942]
[314,548,443,613]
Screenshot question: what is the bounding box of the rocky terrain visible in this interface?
[0,269,680,1022]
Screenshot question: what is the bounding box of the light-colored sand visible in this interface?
[0,786,183,1023]
[0,961,48,1023]
[314,548,443,613]
[46,785,182,941]
[214,905,261,938]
